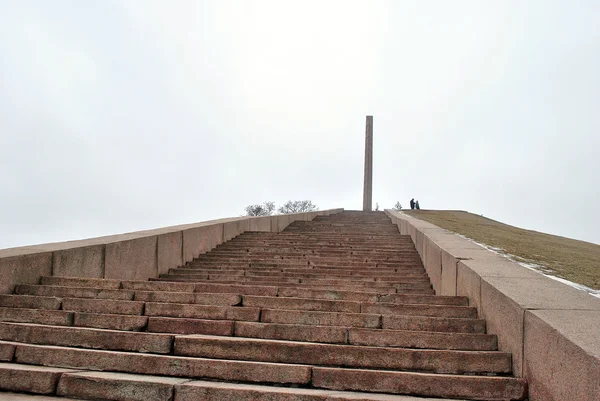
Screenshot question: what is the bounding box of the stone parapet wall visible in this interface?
[0,209,343,294]
[385,209,600,401]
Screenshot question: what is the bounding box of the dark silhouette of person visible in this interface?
[410,198,415,209]
[415,200,420,210]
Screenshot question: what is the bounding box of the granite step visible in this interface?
[15,285,135,301]
[0,322,173,354]
[2,346,526,400]
[0,295,62,311]
[312,367,526,400]
[47,369,467,401]
[0,308,74,327]
[0,362,79,395]
[174,335,511,374]
[11,342,313,385]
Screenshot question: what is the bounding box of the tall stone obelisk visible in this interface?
[363,115,373,211]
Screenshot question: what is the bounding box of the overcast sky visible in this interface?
[1,0,599,249]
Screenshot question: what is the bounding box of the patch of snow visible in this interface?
[454,234,600,299]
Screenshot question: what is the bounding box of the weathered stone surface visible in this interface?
[122,280,195,292]
[456,262,481,311]
[0,342,15,361]
[312,367,527,400]
[480,278,526,376]
[195,292,241,306]
[144,302,260,321]
[277,288,379,302]
[157,231,183,276]
[52,245,104,278]
[361,303,477,319]
[73,313,148,331]
[0,393,86,400]
[147,317,233,336]
[62,298,144,315]
[378,294,468,306]
[248,216,271,232]
[15,343,312,385]
[223,219,250,242]
[383,315,486,333]
[134,291,195,304]
[41,276,121,289]
[440,250,458,296]
[176,380,460,401]
[175,335,510,374]
[0,253,52,294]
[0,322,173,354]
[235,322,347,344]
[243,296,360,313]
[0,295,61,310]
[105,236,158,281]
[195,283,278,296]
[524,309,600,401]
[348,328,497,351]
[422,238,442,293]
[482,276,600,311]
[261,309,381,328]
[0,362,76,394]
[182,224,223,263]
[57,371,188,401]
[16,284,133,301]
[0,307,73,326]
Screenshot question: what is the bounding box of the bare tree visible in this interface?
[278,200,318,214]
[392,201,402,211]
[245,201,276,216]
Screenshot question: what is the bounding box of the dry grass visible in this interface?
[404,210,600,290]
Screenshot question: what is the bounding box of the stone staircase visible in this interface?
[0,211,527,400]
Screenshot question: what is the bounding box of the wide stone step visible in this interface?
[242,296,361,313]
[57,371,187,401]
[0,308,74,327]
[40,277,121,289]
[0,362,78,395]
[175,380,465,401]
[0,392,85,400]
[183,280,435,295]
[11,342,312,385]
[168,273,432,285]
[145,302,260,321]
[73,312,148,331]
[171,268,429,280]
[15,285,135,301]
[312,367,527,401]
[383,315,487,333]
[1,346,526,400]
[0,322,173,354]
[11,368,464,401]
[159,277,431,291]
[361,302,477,319]
[134,291,241,306]
[0,295,61,311]
[62,298,144,315]
[147,317,233,336]
[174,335,511,374]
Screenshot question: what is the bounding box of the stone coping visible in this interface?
[385,209,600,401]
[0,209,343,294]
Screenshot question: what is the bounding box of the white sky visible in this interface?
[1,0,599,248]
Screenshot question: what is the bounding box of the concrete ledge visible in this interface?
[385,209,600,401]
[0,209,343,292]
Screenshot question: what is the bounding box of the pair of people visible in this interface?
[410,198,420,210]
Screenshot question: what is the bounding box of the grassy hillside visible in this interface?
[403,210,600,290]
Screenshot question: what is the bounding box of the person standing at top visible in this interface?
[415,200,420,210]
[410,198,415,209]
